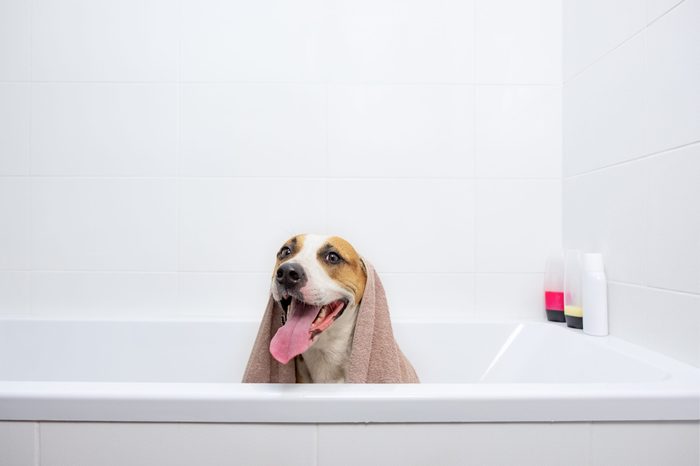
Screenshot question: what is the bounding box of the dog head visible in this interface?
[269,234,367,364]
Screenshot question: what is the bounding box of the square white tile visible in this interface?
[328,84,475,178]
[476,85,561,178]
[563,0,645,81]
[476,179,561,273]
[326,179,476,273]
[0,178,30,270]
[476,0,562,84]
[563,160,648,284]
[476,273,546,321]
[644,145,700,294]
[30,272,179,318]
[0,83,30,175]
[327,0,474,83]
[563,33,646,175]
[379,273,476,321]
[30,179,177,271]
[0,0,30,80]
[0,272,30,315]
[0,422,36,466]
[645,0,700,155]
[32,0,178,81]
[177,178,326,272]
[608,283,700,367]
[177,272,271,319]
[591,422,699,466]
[181,0,326,82]
[180,84,326,177]
[31,84,178,176]
[40,422,316,466]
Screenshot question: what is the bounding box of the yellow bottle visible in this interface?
[564,250,584,329]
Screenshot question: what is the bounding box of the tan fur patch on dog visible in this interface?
[319,236,367,304]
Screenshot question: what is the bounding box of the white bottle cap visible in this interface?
[583,253,605,272]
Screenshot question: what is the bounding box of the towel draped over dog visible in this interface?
[242,262,419,383]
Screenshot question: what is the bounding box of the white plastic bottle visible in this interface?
[582,253,608,336]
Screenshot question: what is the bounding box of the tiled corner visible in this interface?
[32,0,178,81]
[608,283,700,367]
[0,83,30,175]
[476,85,561,178]
[476,0,562,84]
[476,179,561,273]
[644,0,700,155]
[31,84,178,176]
[0,422,36,466]
[40,422,316,466]
[180,84,326,177]
[0,0,30,81]
[327,179,476,273]
[563,0,645,81]
[644,144,700,294]
[591,422,700,466]
[328,84,475,178]
[30,179,177,271]
[562,160,648,285]
[563,33,646,175]
[326,0,474,83]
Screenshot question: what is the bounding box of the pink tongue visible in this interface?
[270,300,321,365]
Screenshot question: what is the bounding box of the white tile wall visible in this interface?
[0,83,30,175]
[32,0,178,81]
[476,179,561,273]
[180,84,326,177]
[0,0,30,81]
[327,0,475,83]
[31,84,178,176]
[180,0,326,82]
[476,85,561,178]
[564,0,700,367]
[30,179,177,271]
[0,0,561,321]
[476,0,562,84]
[563,0,645,81]
[328,84,475,178]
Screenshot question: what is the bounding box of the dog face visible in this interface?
[269,234,367,364]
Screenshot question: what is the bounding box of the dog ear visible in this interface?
[359,258,367,277]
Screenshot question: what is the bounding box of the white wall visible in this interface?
[0,0,562,322]
[563,0,700,366]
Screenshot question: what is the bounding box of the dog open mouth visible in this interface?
[269,297,348,364]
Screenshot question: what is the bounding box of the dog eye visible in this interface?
[279,246,292,258]
[326,252,341,264]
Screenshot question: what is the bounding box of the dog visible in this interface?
[269,234,367,383]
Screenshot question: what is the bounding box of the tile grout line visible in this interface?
[27,0,34,315]
[472,0,478,319]
[608,280,700,298]
[175,0,183,308]
[563,139,700,179]
[34,422,40,466]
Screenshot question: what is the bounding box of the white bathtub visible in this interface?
[0,318,698,423]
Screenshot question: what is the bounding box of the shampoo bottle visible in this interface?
[582,253,608,336]
[544,250,565,322]
[564,249,583,329]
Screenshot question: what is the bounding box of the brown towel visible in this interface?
[242,262,419,383]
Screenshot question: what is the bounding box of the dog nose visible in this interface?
[276,263,306,289]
